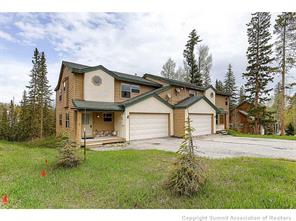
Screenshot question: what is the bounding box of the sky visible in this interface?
[0,12,294,103]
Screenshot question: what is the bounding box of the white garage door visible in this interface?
[130,113,169,140]
[189,114,212,136]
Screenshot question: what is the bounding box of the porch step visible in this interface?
[217,130,228,135]
[81,137,125,147]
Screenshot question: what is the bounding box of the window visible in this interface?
[189,90,195,97]
[219,114,224,124]
[59,89,62,101]
[121,84,131,98]
[63,81,67,91]
[103,113,113,122]
[92,75,102,86]
[216,115,218,124]
[225,97,228,106]
[59,114,62,126]
[131,85,140,93]
[65,113,70,128]
[210,92,214,98]
[121,84,140,98]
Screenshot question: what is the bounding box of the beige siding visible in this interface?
[174,109,185,137]
[84,69,114,102]
[114,79,155,102]
[203,87,216,104]
[215,94,230,129]
[55,66,84,142]
[158,86,203,105]
[92,112,114,136]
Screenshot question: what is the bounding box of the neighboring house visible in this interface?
[230,101,279,135]
[230,101,255,134]
[55,61,230,145]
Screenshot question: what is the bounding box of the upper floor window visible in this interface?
[121,84,140,98]
[92,75,102,86]
[210,92,214,98]
[63,81,67,91]
[59,89,62,101]
[59,114,62,126]
[225,97,228,106]
[189,90,195,97]
[65,113,70,128]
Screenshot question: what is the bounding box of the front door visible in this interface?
[82,113,93,138]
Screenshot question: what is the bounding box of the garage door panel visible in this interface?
[130,113,169,140]
[189,114,212,136]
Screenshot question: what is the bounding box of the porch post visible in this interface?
[76,111,82,145]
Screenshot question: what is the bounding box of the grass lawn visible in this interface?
[228,129,296,141]
[0,140,295,209]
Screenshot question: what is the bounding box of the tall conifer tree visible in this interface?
[243,12,275,134]
[183,29,202,86]
[274,12,296,135]
[224,64,238,108]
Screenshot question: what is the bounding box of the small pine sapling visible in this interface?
[164,115,207,196]
[56,135,81,168]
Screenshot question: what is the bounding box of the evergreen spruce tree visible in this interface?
[37,52,53,138]
[183,29,202,86]
[8,99,18,141]
[215,80,224,92]
[165,116,207,196]
[160,58,177,79]
[18,90,31,141]
[274,12,296,135]
[0,107,9,140]
[238,85,246,104]
[243,12,275,134]
[224,64,238,108]
[26,48,41,139]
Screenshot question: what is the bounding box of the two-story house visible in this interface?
[55,61,230,145]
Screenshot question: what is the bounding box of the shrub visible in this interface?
[164,116,207,196]
[285,123,295,136]
[56,136,81,168]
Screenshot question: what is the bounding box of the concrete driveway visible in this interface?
[96,135,296,160]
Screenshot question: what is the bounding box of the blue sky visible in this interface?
[0,12,293,103]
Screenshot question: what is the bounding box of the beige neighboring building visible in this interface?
[55,61,230,145]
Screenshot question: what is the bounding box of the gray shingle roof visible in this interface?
[72,100,124,111]
[174,95,220,112]
[144,74,205,91]
[62,61,161,87]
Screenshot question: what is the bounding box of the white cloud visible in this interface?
[0,30,16,42]
[0,58,59,103]
[3,12,289,102]
[13,12,250,83]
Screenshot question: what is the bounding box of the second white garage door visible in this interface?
[189,114,212,136]
[129,113,169,140]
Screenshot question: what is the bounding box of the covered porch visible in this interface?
[73,100,126,145]
[216,108,228,131]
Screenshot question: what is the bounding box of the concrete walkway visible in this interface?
[91,135,296,160]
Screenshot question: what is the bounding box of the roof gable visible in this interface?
[174,95,220,112]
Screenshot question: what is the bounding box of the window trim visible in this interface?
[121,83,140,98]
[59,114,62,126]
[103,113,113,122]
[65,113,70,128]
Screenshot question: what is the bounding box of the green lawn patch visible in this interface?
[0,141,295,208]
[228,129,296,141]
